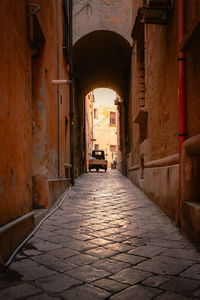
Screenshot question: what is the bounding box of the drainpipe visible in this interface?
[178,0,186,218]
[56,0,60,178]
[69,0,75,185]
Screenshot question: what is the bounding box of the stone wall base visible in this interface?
[128,165,179,223]
[181,134,200,243]
[122,154,180,224]
[0,212,34,266]
[48,178,71,208]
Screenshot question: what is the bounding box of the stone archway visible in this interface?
[73,30,131,98]
[73,29,131,176]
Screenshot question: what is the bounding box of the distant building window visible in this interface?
[94,108,98,119]
[94,144,99,150]
[110,111,116,125]
[110,145,117,152]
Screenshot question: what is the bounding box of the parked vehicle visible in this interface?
[89,150,107,172]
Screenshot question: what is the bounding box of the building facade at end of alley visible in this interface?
[1,0,200,266]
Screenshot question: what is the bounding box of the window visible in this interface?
[94,144,99,150]
[110,145,117,152]
[94,108,98,119]
[110,111,116,125]
[137,25,145,108]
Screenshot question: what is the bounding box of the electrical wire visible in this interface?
[2,185,72,272]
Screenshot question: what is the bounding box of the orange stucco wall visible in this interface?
[0,1,32,226]
[185,0,200,138]
[0,0,70,225]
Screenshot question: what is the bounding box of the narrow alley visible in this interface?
[1,170,200,299]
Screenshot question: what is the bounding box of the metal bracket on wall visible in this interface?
[27,3,40,17]
[52,80,72,85]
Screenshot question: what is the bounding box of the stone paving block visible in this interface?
[52,229,76,236]
[128,245,167,258]
[104,242,133,253]
[10,259,56,280]
[89,237,113,246]
[34,230,58,239]
[135,255,194,275]
[123,237,146,247]
[84,246,118,259]
[60,283,110,299]
[103,234,130,243]
[61,240,97,252]
[155,291,193,299]
[15,253,26,261]
[92,278,129,293]
[23,249,42,256]
[40,224,58,232]
[109,267,152,285]
[110,284,162,300]
[65,265,110,283]
[33,241,62,251]
[78,228,96,236]
[92,258,131,273]
[48,247,80,258]
[87,224,109,231]
[180,264,200,280]
[163,232,189,241]
[149,239,189,249]
[102,228,127,236]
[64,253,99,266]
[0,283,41,300]
[90,230,110,238]
[29,237,43,244]
[142,275,171,287]
[161,248,200,261]
[32,253,78,271]
[160,277,200,292]
[112,253,147,265]
[41,235,73,244]
[193,289,200,297]
[28,294,61,300]
[35,273,82,293]
[71,232,94,241]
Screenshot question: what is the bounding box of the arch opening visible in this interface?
[73,30,130,177]
[84,88,120,173]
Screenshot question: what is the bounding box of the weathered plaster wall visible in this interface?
[73,0,133,44]
[185,0,200,138]
[179,0,200,243]
[145,7,179,161]
[125,1,180,222]
[0,0,71,263]
[31,0,71,208]
[0,0,32,226]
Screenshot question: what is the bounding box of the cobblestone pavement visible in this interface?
[1,170,200,299]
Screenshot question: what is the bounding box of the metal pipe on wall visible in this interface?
[69,0,75,185]
[178,0,186,218]
[56,0,60,178]
[178,0,186,158]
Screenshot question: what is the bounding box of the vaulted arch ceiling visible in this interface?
[73,30,132,98]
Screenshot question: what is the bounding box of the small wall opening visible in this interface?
[140,155,144,179]
[184,154,200,202]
